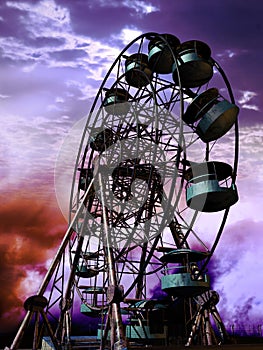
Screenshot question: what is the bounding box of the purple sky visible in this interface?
[0,0,262,333]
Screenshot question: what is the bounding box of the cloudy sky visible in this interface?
[0,0,262,335]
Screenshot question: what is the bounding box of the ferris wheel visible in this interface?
[6,32,239,350]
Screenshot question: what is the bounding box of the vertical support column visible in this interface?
[99,173,127,350]
[203,308,213,345]
[211,305,229,344]
[185,308,202,347]
[185,290,228,346]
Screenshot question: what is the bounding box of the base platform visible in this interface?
[42,336,101,350]
[40,336,263,350]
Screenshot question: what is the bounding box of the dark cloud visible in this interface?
[49,48,87,61]
[148,0,263,48]
[58,0,160,40]
[0,3,29,39]
[205,218,263,327]
[150,282,170,301]
[0,195,66,332]
[28,36,66,49]
[66,3,133,39]
[208,219,263,279]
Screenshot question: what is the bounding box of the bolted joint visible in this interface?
[106,285,124,304]
[59,297,73,312]
[197,290,220,308]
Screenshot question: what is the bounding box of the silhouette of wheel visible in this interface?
[56,32,239,347]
